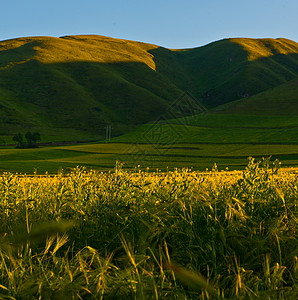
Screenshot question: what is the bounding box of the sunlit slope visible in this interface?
[0,35,182,136]
[231,38,298,61]
[167,38,298,107]
[0,35,298,140]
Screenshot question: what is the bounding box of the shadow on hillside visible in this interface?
[1,40,298,137]
[0,58,186,136]
[149,41,298,109]
[0,41,40,68]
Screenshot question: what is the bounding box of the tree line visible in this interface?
[13,132,41,148]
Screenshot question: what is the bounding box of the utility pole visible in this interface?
[106,125,111,143]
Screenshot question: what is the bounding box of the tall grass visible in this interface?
[0,158,297,299]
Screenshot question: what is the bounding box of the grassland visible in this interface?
[214,78,298,115]
[114,114,298,144]
[0,112,297,174]
[1,34,297,299]
[1,35,298,139]
[1,141,298,174]
[2,35,298,173]
[0,158,297,299]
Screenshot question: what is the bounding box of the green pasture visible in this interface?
[1,142,298,174]
[113,114,298,144]
[1,113,297,173]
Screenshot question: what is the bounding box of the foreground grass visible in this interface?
[0,158,297,299]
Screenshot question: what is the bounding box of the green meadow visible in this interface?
[1,36,298,173]
[1,113,297,174]
[1,141,298,174]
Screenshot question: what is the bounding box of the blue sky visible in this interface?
[1,0,298,48]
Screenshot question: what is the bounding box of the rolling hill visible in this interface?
[171,38,298,107]
[213,77,298,115]
[0,35,298,142]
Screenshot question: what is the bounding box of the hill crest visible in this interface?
[229,37,298,61]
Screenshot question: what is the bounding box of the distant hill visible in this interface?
[0,35,298,140]
[214,77,298,115]
[171,38,298,107]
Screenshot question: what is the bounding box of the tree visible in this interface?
[13,133,24,148]
[25,131,41,148]
[33,132,41,144]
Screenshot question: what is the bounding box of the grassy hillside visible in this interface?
[214,77,298,115]
[0,35,298,142]
[112,114,298,144]
[0,35,182,139]
[167,38,298,108]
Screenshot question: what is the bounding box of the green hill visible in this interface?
[0,35,298,142]
[0,35,182,139]
[213,77,298,115]
[167,38,298,108]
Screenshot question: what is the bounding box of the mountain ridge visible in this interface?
[0,35,298,140]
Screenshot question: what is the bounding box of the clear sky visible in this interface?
[1,0,298,49]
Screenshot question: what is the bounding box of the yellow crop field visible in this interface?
[0,158,297,299]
